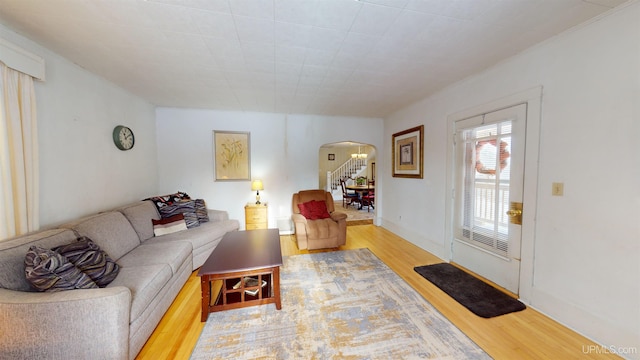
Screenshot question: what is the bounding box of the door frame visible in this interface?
[444,87,542,302]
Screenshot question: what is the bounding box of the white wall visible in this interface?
[383,2,639,356]
[0,24,158,227]
[155,109,383,229]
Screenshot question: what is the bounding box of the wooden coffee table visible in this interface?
[198,229,283,321]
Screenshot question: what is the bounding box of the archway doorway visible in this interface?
[319,142,376,224]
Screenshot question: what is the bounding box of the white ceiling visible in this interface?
[0,0,627,118]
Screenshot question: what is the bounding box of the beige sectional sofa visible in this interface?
[0,200,239,360]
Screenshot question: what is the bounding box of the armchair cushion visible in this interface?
[303,218,342,240]
[297,200,331,220]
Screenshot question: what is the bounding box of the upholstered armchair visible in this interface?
[291,190,347,250]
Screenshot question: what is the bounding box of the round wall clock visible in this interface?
[112,125,135,151]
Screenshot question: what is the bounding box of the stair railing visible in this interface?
[327,157,367,192]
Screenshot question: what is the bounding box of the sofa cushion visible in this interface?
[108,264,172,322]
[117,241,191,275]
[0,229,78,291]
[25,246,99,292]
[52,237,120,287]
[298,200,331,220]
[145,219,236,252]
[152,214,187,236]
[159,201,199,229]
[207,209,229,222]
[61,212,141,261]
[118,201,160,242]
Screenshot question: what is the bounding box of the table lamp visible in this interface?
[251,180,264,204]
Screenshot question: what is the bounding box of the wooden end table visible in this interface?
[198,229,283,321]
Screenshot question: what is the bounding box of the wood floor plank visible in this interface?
[136,225,620,360]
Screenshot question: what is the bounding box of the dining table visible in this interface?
[345,184,374,209]
[345,184,374,193]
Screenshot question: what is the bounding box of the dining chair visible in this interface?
[340,178,360,208]
[361,190,375,212]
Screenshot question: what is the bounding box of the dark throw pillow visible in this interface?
[25,246,98,292]
[159,200,200,228]
[146,191,191,210]
[53,237,120,288]
[152,213,188,236]
[298,200,331,220]
[194,199,209,223]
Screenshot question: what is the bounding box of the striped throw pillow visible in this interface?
[53,237,120,288]
[25,246,98,292]
[159,200,200,228]
[152,213,188,236]
[195,199,209,223]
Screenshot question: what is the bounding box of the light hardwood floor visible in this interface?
[136,225,620,360]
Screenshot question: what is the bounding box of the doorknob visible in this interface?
[507,202,523,225]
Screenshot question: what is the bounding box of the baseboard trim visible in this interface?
[529,288,639,359]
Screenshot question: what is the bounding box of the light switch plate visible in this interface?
[552,182,564,196]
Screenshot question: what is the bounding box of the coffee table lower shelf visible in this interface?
[200,266,281,321]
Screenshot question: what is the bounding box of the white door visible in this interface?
[452,104,526,294]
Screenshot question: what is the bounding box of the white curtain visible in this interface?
[0,62,39,240]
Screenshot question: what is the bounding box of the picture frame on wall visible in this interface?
[328,153,335,161]
[392,125,424,178]
[213,130,251,181]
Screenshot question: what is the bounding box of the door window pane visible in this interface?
[458,121,512,256]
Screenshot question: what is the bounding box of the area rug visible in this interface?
[333,200,374,226]
[413,263,526,318]
[190,248,490,359]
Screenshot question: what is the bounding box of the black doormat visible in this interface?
[414,263,526,318]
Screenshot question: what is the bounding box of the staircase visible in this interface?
[326,157,367,195]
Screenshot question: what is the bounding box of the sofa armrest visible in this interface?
[291,214,308,249]
[207,209,229,222]
[330,211,347,222]
[291,213,307,224]
[0,286,131,360]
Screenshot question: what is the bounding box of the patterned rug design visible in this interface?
[190,249,490,359]
[333,200,374,225]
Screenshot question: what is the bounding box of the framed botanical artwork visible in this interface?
[328,153,335,161]
[213,130,251,181]
[392,125,424,178]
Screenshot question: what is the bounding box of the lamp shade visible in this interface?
[251,180,264,191]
